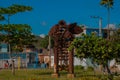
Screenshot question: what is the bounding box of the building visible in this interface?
[75,27,116,39]
[0,43,8,53]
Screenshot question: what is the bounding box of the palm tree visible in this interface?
[0,15,5,21]
[100,0,114,39]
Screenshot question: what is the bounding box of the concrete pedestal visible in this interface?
[67,74,75,78]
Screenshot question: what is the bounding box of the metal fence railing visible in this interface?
[0,52,46,69]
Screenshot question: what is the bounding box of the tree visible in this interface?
[0,4,32,24]
[2,24,35,52]
[0,14,5,21]
[0,4,33,51]
[100,0,114,39]
[1,24,35,75]
[111,28,120,43]
[36,35,54,49]
[110,28,120,64]
[39,35,49,49]
[68,33,115,75]
[0,4,33,75]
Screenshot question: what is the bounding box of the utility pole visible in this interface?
[48,36,51,69]
[91,16,102,37]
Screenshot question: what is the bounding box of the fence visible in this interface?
[0,52,47,69]
[0,53,27,69]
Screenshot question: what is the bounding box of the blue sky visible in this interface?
[0,0,120,35]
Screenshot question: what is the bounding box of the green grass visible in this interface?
[0,68,120,80]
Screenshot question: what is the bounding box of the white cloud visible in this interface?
[40,21,47,26]
[39,34,45,38]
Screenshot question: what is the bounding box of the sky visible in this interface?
[0,0,120,35]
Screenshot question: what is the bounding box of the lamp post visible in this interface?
[91,16,102,37]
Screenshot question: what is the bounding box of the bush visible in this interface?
[86,66,94,71]
[74,65,84,70]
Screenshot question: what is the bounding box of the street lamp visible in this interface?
[90,16,102,37]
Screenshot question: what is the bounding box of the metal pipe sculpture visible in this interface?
[49,20,83,78]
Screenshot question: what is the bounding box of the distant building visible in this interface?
[75,27,116,38]
[0,43,8,53]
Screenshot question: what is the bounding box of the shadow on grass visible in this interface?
[33,69,53,76]
[34,71,68,76]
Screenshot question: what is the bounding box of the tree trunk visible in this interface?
[12,60,15,75]
[107,1,110,40]
[105,64,111,74]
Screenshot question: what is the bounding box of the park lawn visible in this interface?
[0,68,120,80]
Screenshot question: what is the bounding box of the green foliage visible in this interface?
[111,28,120,44]
[111,28,120,60]
[86,66,94,71]
[74,65,84,70]
[69,33,100,59]
[0,4,32,15]
[100,0,114,8]
[69,33,116,66]
[0,24,35,52]
[36,35,54,49]
[0,14,5,21]
[39,35,49,49]
[0,4,32,25]
[0,4,34,52]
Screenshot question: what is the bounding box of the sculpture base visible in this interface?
[51,73,59,78]
[67,74,75,78]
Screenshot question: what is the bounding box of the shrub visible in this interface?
[86,66,94,71]
[74,65,84,70]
